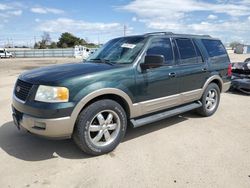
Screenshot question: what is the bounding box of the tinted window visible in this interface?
[202,39,226,57]
[176,38,197,64]
[146,38,173,64]
[0,50,4,53]
[176,38,196,60]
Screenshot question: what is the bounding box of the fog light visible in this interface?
[33,121,46,130]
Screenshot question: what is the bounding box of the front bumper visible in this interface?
[22,114,72,138]
[12,107,73,139]
[12,96,75,139]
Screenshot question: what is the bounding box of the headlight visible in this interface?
[35,85,69,103]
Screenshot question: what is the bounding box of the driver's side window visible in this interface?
[146,37,174,65]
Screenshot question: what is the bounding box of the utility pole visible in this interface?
[34,36,37,48]
[7,38,10,48]
[123,24,127,36]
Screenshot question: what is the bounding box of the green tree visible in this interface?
[57,32,86,48]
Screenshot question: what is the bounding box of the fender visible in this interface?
[202,75,223,92]
[69,88,139,129]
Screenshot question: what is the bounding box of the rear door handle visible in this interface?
[169,72,176,78]
[202,68,207,72]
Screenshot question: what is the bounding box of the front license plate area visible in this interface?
[12,113,20,130]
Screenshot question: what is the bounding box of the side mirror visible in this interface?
[140,55,164,70]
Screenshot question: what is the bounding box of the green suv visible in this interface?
[12,32,231,155]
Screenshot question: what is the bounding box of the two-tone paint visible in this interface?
[12,33,231,138]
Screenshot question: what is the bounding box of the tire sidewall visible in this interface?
[77,100,127,155]
[201,83,220,116]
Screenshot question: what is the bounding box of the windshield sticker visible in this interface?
[121,43,136,49]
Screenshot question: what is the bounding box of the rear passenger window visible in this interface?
[175,38,198,64]
[146,38,173,65]
[202,39,226,57]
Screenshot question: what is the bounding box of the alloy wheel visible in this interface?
[88,110,121,147]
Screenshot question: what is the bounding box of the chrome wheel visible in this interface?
[88,110,121,147]
[205,89,217,112]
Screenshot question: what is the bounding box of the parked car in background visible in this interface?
[12,32,231,155]
[0,48,13,58]
[231,58,250,94]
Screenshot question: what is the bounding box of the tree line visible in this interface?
[34,32,98,49]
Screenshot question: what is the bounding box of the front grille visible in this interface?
[14,79,33,101]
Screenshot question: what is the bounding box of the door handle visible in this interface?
[202,68,207,72]
[169,72,176,78]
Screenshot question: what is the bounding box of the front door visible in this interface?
[135,37,181,114]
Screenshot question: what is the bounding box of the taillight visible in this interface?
[227,63,232,76]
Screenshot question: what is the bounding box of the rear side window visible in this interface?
[202,39,226,57]
[175,38,202,64]
[146,37,173,65]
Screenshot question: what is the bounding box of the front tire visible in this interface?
[197,83,220,117]
[73,99,127,156]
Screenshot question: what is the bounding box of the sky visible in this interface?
[1,0,250,47]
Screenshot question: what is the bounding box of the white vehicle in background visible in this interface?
[89,48,98,55]
[74,45,90,59]
[74,45,99,59]
[0,48,13,58]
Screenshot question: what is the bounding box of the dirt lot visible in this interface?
[0,55,250,188]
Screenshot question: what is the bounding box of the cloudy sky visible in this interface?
[1,0,250,46]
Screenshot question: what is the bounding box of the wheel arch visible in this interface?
[70,88,134,131]
[202,75,223,92]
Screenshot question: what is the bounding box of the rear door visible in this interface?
[174,38,209,94]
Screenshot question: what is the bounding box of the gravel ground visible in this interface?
[0,55,250,188]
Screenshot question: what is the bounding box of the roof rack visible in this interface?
[144,32,174,36]
[143,32,212,38]
[202,35,211,37]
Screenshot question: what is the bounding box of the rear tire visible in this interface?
[197,83,220,117]
[73,99,127,156]
[244,58,250,63]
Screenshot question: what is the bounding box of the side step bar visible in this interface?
[130,101,202,128]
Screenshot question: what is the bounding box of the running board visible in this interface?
[130,101,202,128]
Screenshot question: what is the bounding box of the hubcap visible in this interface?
[205,89,217,112]
[88,110,121,147]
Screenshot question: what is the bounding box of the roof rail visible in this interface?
[202,35,211,37]
[144,32,174,36]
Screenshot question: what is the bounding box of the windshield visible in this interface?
[87,36,146,64]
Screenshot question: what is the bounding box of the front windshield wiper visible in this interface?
[89,58,115,66]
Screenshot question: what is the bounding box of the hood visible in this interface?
[19,62,116,84]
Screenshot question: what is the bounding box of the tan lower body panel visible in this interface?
[132,89,203,118]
